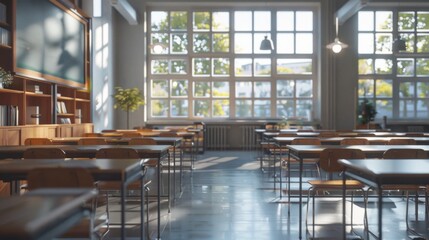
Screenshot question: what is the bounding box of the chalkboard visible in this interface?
[16,0,87,88]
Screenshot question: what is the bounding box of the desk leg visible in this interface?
[168,152,171,213]
[342,172,346,240]
[299,157,303,239]
[141,175,145,240]
[121,182,125,239]
[180,147,183,193]
[279,144,282,199]
[378,188,383,239]
[173,144,176,199]
[288,150,291,216]
[157,156,161,240]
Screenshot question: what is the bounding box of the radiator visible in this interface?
[206,126,230,150]
[240,125,258,150]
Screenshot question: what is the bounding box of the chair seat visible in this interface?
[98,180,152,191]
[62,218,108,238]
[308,179,364,189]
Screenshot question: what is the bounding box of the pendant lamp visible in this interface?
[392,36,406,52]
[260,36,274,51]
[327,17,348,53]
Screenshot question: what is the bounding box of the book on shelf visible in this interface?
[57,101,68,114]
[0,27,10,46]
[59,117,71,124]
[26,106,40,125]
[0,105,19,126]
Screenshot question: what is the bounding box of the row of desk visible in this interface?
[0,144,170,240]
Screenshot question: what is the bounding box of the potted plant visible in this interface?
[0,67,13,88]
[357,99,377,129]
[113,87,145,129]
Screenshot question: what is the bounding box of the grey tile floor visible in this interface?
[104,150,429,240]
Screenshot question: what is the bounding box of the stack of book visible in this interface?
[0,105,19,126]
[0,27,9,46]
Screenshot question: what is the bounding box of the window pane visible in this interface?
[254,82,271,98]
[171,80,188,96]
[375,79,393,97]
[254,11,271,31]
[276,100,294,118]
[212,12,229,31]
[193,58,211,76]
[194,100,210,117]
[151,80,169,97]
[277,59,312,74]
[234,33,253,53]
[401,33,415,52]
[416,34,429,53]
[296,100,312,120]
[398,12,415,31]
[151,100,168,117]
[296,80,312,97]
[213,33,229,52]
[213,58,230,76]
[277,33,294,54]
[375,59,393,74]
[235,100,252,117]
[193,33,210,52]
[277,11,294,31]
[399,82,415,98]
[254,100,271,117]
[358,11,374,31]
[151,11,168,31]
[417,99,429,118]
[194,82,211,97]
[417,82,429,97]
[193,12,210,31]
[171,100,188,117]
[236,82,252,98]
[235,58,252,76]
[255,58,271,76]
[375,33,392,53]
[358,79,374,97]
[417,12,429,31]
[376,99,393,118]
[296,11,313,31]
[358,33,374,53]
[151,33,169,54]
[213,100,229,117]
[151,60,169,74]
[277,80,294,98]
[295,33,313,54]
[171,33,188,54]
[170,59,187,74]
[416,58,429,76]
[171,11,187,31]
[234,11,252,31]
[213,81,229,97]
[376,11,392,31]
[399,100,414,118]
[359,59,374,74]
[397,58,414,76]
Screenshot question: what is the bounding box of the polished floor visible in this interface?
[104,150,429,240]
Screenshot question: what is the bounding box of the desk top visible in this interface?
[51,137,182,145]
[0,188,97,240]
[274,136,429,145]
[339,159,429,186]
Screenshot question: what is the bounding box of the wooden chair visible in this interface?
[160,132,195,169]
[78,138,108,145]
[287,138,322,177]
[27,167,109,239]
[24,138,52,145]
[82,133,103,137]
[387,138,416,145]
[23,148,66,159]
[306,148,366,238]
[121,132,143,138]
[318,131,339,138]
[340,138,369,145]
[128,138,157,145]
[383,148,426,159]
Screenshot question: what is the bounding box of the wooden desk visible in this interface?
[274,136,429,145]
[285,144,429,239]
[0,188,97,240]
[339,159,429,239]
[0,158,148,240]
[0,144,170,240]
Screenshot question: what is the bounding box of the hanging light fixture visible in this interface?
[327,17,348,53]
[260,36,274,51]
[392,36,406,52]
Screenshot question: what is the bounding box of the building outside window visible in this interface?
[148,7,317,121]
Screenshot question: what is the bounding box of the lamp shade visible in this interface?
[392,37,406,52]
[326,38,348,53]
[260,36,273,50]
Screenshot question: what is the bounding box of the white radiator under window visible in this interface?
[206,126,230,150]
[240,125,258,150]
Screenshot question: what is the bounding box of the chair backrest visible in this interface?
[159,132,180,137]
[278,133,296,137]
[121,132,143,138]
[405,132,424,137]
[78,138,108,145]
[82,132,102,137]
[291,137,321,145]
[318,131,339,138]
[128,138,157,145]
[319,148,365,173]
[24,138,52,145]
[23,148,66,159]
[95,148,140,159]
[383,148,427,159]
[388,138,416,145]
[340,138,369,145]
[27,167,94,190]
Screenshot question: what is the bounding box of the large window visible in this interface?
[358,10,429,120]
[148,8,317,120]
